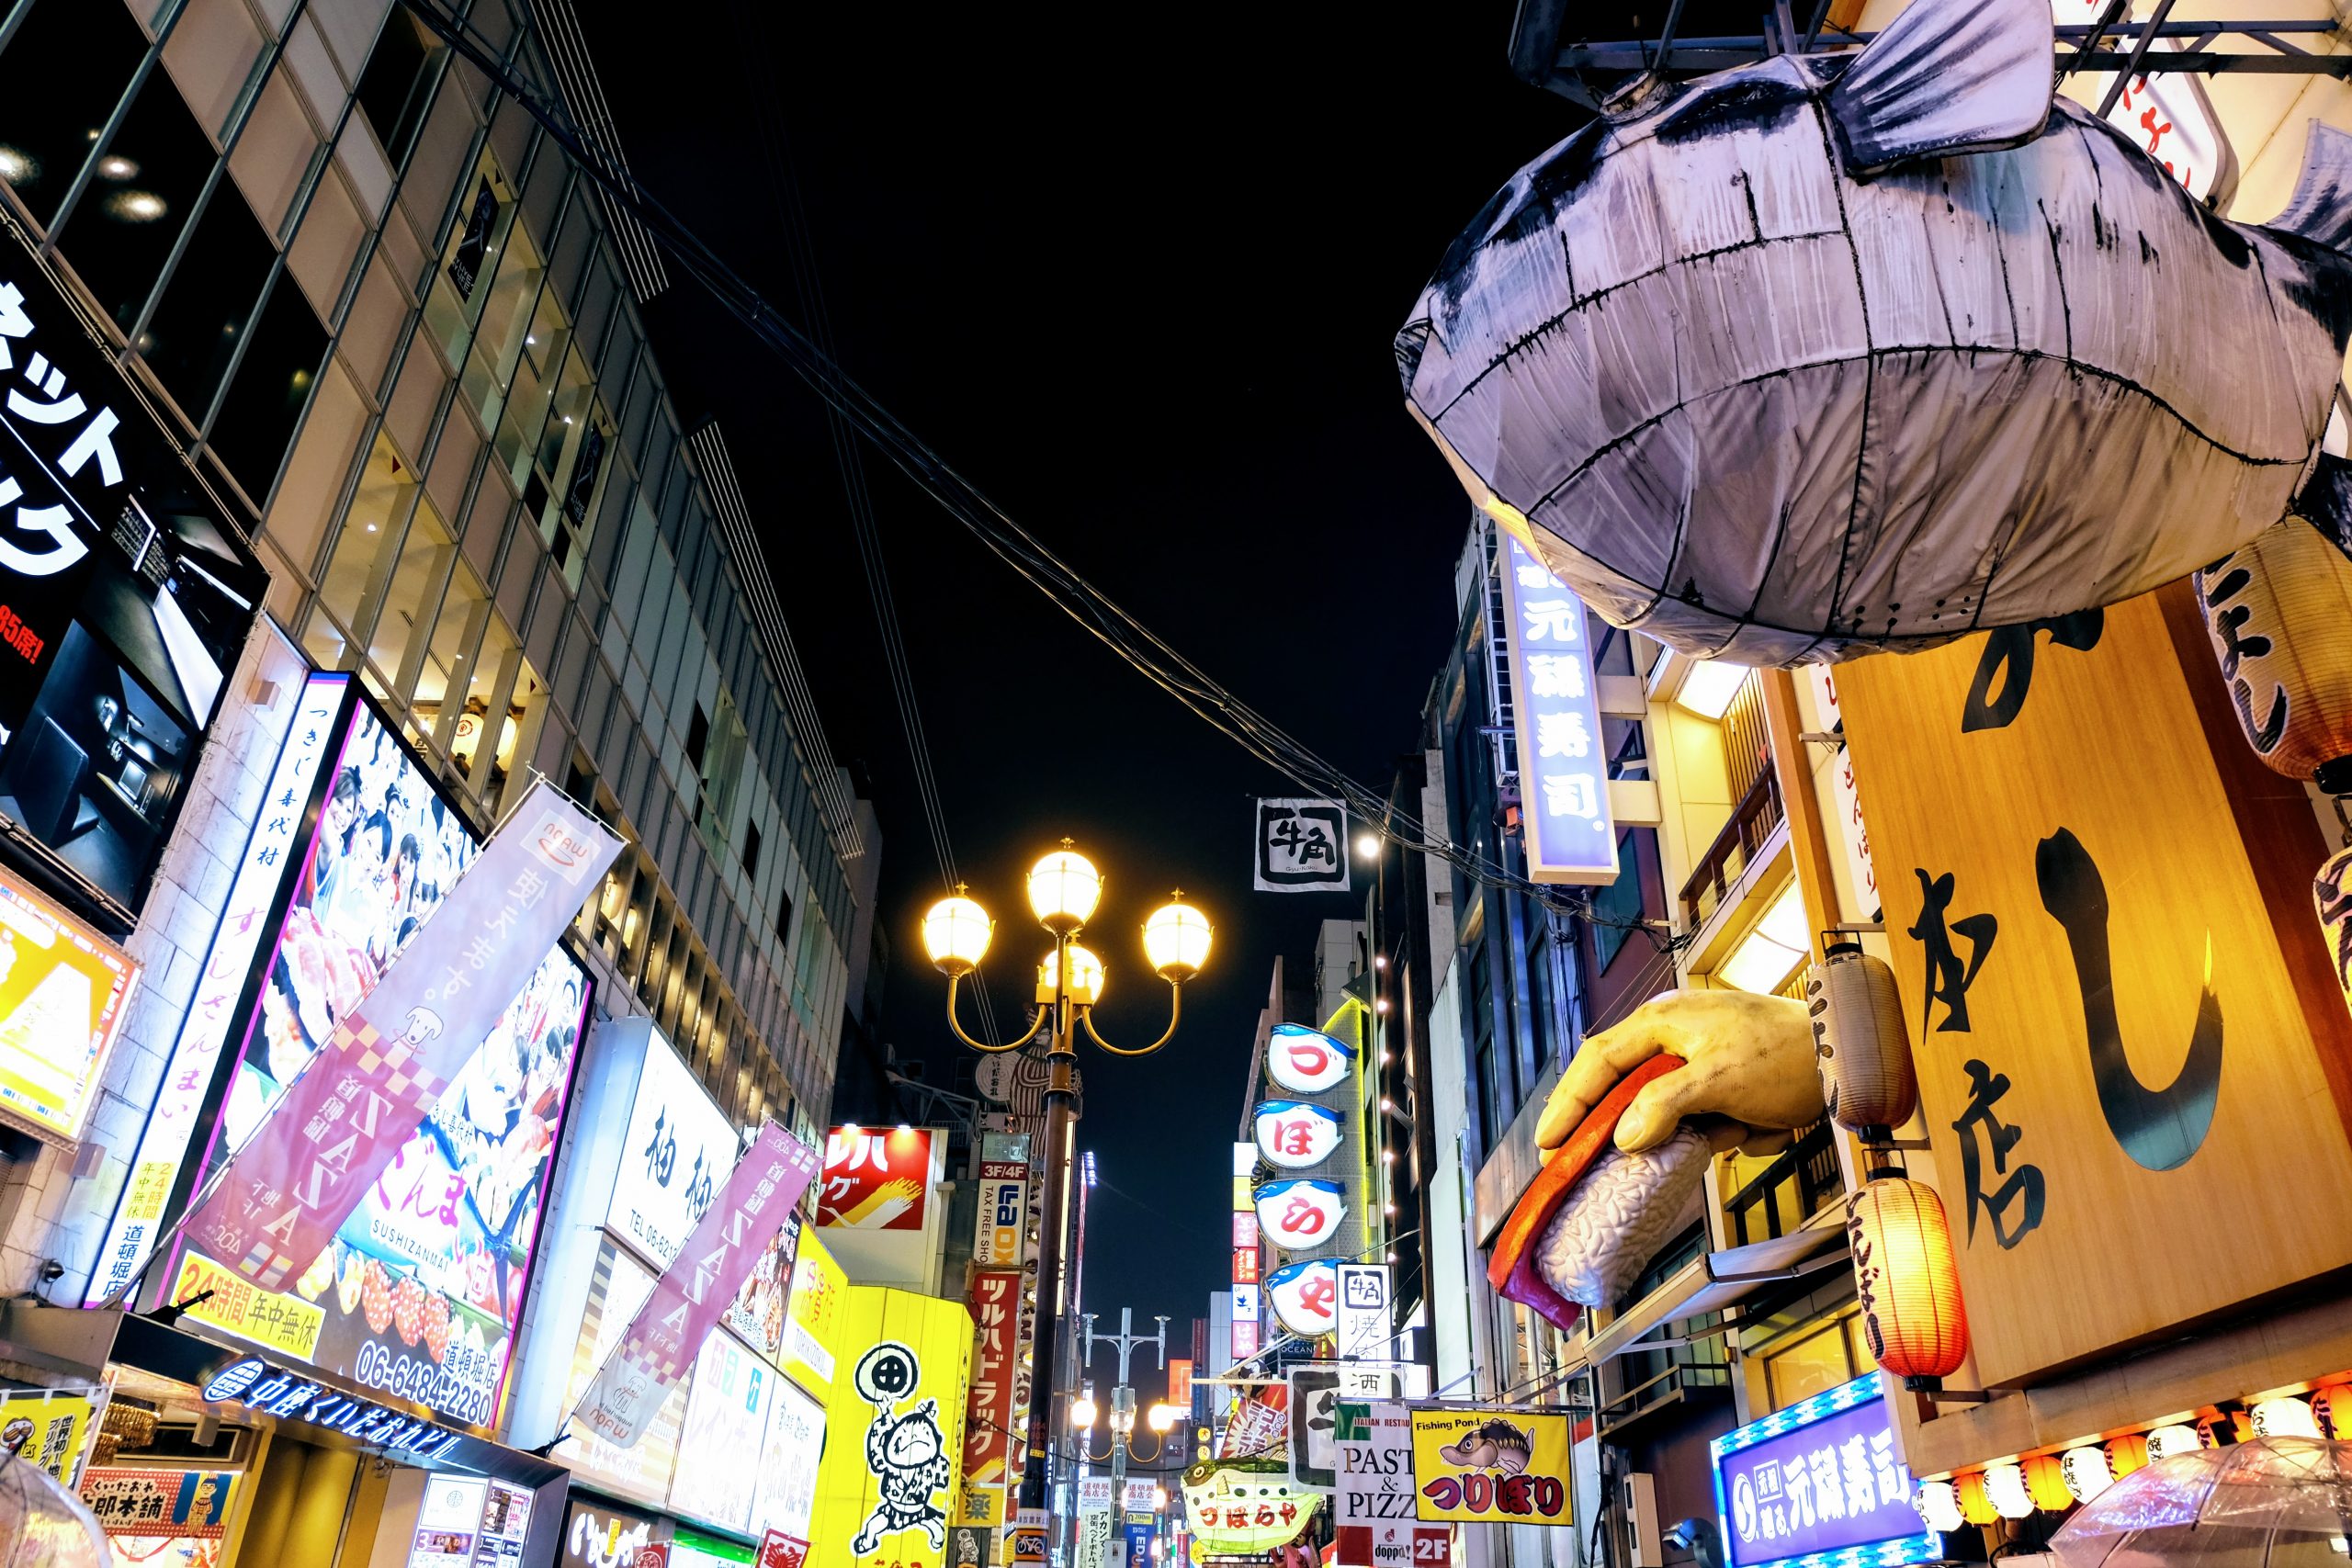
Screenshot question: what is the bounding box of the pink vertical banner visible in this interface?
[181,781,619,1292]
[573,1120,820,1448]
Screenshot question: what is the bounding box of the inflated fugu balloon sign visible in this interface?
[1397,0,2352,665]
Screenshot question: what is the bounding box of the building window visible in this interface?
[62,73,216,333]
[422,158,514,367]
[685,701,709,770]
[0,0,149,229]
[140,183,276,418]
[743,818,761,878]
[353,10,442,165]
[1763,1315,1861,1410]
[206,272,327,498]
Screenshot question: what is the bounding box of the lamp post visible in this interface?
[1077,1309,1174,1520]
[922,844,1211,1546]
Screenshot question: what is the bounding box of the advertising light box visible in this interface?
[753,1376,826,1545]
[559,1237,687,1507]
[0,863,136,1143]
[613,1029,741,1267]
[670,1328,775,1535]
[85,671,347,1303]
[1710,1374,1934,1568]
[805,1286,974,1568]
[0,233,268,920]
[159,693,593,1429]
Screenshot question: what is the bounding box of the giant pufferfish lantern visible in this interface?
[1397,0,2352,666]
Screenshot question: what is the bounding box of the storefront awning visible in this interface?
[0,1302,565,1489]
[1583,1217,1850,1362]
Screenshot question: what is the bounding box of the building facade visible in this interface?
[0,3,892,1566]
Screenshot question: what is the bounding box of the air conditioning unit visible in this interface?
[1623,1472,1665,1568]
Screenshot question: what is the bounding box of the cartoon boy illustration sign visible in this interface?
[851,1341,950,1555]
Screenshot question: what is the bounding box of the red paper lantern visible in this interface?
[1955,1473,1997,1526]
[2021,1455,2072,1512]
[1847,1176,1969,1381]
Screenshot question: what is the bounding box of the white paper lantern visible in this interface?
[2251,1397,2324,1439]
[2145,1425,2202,1461]
[1984,1463,2033,1520]
[2059,1447,2113,1504]
[1915,1480,1964,1533]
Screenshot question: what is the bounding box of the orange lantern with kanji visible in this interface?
[2104,1434,2149,1479]
[1847,1175,1969,1382]
[2022,1455,2072,1512]
[1956,1473,1997,1526]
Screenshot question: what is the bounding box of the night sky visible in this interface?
[574,0,1573,1400]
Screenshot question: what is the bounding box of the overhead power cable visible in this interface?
[719,0,1002,1041]
[418,0,1677,942]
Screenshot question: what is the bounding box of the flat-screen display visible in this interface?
[161,697,590,1429]
[0,235,266,919]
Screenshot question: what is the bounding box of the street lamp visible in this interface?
[922,846,1210,1536]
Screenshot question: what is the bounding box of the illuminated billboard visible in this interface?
[0,235,267,920]
[0,863,136,1142]
[154,691,592,1429]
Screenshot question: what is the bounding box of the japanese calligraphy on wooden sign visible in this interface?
[1837,586,2352,1389]
[1497,535,1618,885]
[1254,799,1349,892]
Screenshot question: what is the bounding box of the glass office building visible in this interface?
[0,0,867,1293]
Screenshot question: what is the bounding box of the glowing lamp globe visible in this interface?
[1043,944,1106,1005]
[1029,848,1102,933]
[1847,1176,1969,1381]
[1144,897,1213,981]
[922,895,993,976]
[1069,1394,1099,1431]
[1148,1403,1181,1433]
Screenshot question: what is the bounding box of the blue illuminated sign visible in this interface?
[1709,1374,1936,1568]
[198,1356,464,1461]
[1497,533,1619,885]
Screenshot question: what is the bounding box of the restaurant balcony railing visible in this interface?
[1678,766,1786,932]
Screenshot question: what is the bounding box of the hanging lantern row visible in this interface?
[1914,1385,2349,1532]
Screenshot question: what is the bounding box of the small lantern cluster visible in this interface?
[1808,939,1969,1386]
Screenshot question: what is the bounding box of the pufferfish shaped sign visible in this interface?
[1253,1100,1343,1169]
[1253,1177,1346,1251]
[1264,1258,1340,1338]
[1265,1022,1353,1094]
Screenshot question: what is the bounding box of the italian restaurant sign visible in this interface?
[1709,1374,1930,1568]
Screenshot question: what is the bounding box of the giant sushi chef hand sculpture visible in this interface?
[1399,0,2352,664]
[1490,991,1825,1331]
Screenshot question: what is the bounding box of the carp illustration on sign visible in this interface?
[1398,0,2352,665]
